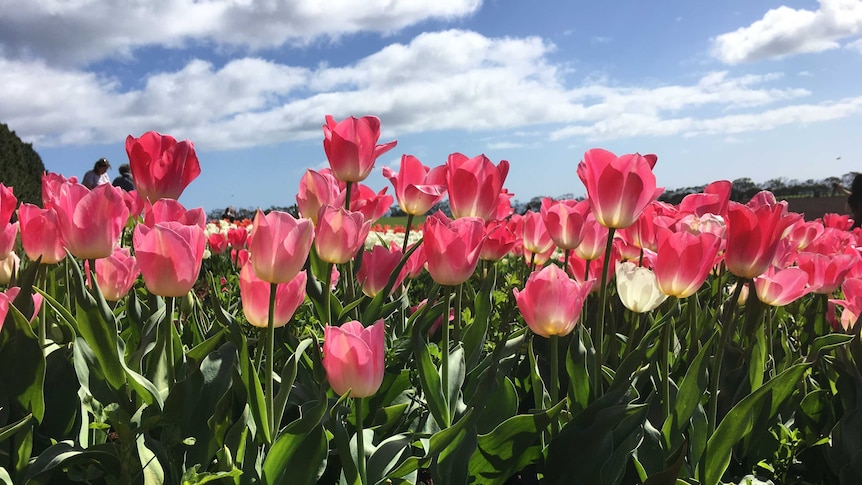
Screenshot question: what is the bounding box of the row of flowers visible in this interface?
[0,114,860,484]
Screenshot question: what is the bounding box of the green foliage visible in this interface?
[0,123,45,206]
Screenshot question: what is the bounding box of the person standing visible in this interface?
[82,158,111,189]
[112,164,135,191]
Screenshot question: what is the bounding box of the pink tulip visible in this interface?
[0,287,43,330]
[382,155,447,216]
[41,172,77,209]
[679,180,732,217]
[403,242,427,279]
[542,198,590,250]
[622,202,661,252]
[323,320,385,398]
[784,219,824,251]
[724,202,794,279]
[493,188,516,221]
[514,264,592,338]
[143,199,206,229]
[249,210,314,284]
[95,247,140,301]
[232,248,250,268]
[830,278,862,331]
[577,148,663,229]
[296,169,344,224]
[445,153,510,220]
[315,205,372,265]
[133,221,206,297]
[17,204,66,264]
[423,212,484,286]
[357,245,405,297]
[239,265,307,328]
[822,213,854,231]
[54,183,129,260]
[797,251,858,295]
[0,184,16,226]
[0,222,18,259]
[522,211,555,256]
[654,229,720,298]
[323,115,397,183]
[348,184,393,224]
[480,220,517,261]
[573,212,609,261]
[126,131,201,203]
[754,266,811,307]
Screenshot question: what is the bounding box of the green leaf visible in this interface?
[386,409,475,479]
[0,306,46,422]
[661,335,714,448]
[180,464,243,485]
[566,325,593,413]
[22,441,121,485]
[701,362,810,485]
[642,439,688,485]
[468,400,566,485]
[528,337,550,410]
[367,433,415,485]
[0,414,33,444]
[273,338,312,429]
[808,333,855,360]
[411,322,448,428]
[463,267,495,370]
[261,424,328,485]
[237,335,270,444]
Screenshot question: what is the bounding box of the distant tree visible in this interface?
[730,178,761,203]
[0,123,45,206]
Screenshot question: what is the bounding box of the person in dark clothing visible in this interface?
[848,174,862,229]
[112,164,135,191]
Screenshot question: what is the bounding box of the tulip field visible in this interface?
[2,116,862,485]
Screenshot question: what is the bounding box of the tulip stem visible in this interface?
[563,249,571,277]
[593,227,615,397]
[454,283,463,342]
[37,264,48,348]
[708,278,745,437]
[324,262,334,326]
[401,214,415,254]
[266,282,277,437]
[549,334,560,436]
[662,314,673,425]
[441,285,452,427]
[344,182,352,211]
[163,296,176,385]
[354,397,368,485]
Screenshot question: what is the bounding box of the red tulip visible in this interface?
[227,227,248,249]
[541,198,590,250]
[514,264,592,338]
[249,210,314,283]
[296,169,344,224]
[239,265,307,328]
[323,115,397,183]
[207,232,229,255]
[654,229,720,298]
[724,202,793,279]
[493,188,516,221]
[323,320,385,398]
[133,221,206,297]
[95,247,140,301]
[422,212,484,286]
[679,180,732,217]
[54,183,129,260]
[126,131,201,202]
[577,148,663,229]
[383,155,447,216]
[445,153,510,220]
[357,245,405,297]
[822,213,854,230]
[831,278,862,330]
[315,205,372,265]
[753,266,811,307]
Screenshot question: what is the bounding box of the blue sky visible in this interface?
[2,0,861,213]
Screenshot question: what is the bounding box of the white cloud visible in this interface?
[712,0,862,64]
[847,37,862,52]
[0,0,482,65]
[0,29,856,151]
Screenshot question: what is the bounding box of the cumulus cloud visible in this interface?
[712,0,862,64]
[847,37,862,52]
[1,29,858,150]
[0,0,482,65]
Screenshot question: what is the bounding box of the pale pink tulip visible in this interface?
[445,153,510,220]
[323,320,385,398]
[654,229,720,298]
[754,266,811,307]
[296,169,344,224]
[95,247,140,301]
[422,212,484,286]
[133,221,206,297]
[249,210,315,284]
[54,183,129,260]
[383,155,447,216]
[315,205,372,265]
[323,115,397,183]
[17,204,66,264]
[357,245,405,297]
[514,264,592,338]
[239,265,307,328]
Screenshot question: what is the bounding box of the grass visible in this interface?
[375,215,426,229]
